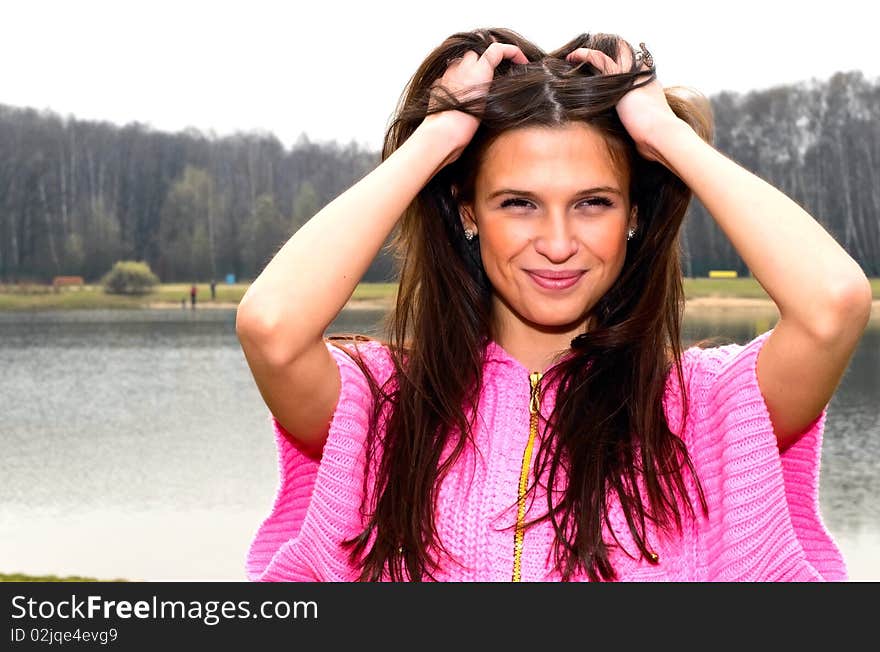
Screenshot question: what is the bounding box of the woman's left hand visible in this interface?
[565,39,681,163]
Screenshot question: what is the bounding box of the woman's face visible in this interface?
[459,122,636,340]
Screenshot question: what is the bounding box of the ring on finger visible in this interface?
[636,42,654,69]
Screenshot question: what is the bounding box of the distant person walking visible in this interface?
[190,284,197,310]
[210,280,217,301]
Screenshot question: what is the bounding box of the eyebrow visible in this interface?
[486,186,622,200]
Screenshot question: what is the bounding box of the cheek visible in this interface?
[575,219,628,260]
[478,223,529,266]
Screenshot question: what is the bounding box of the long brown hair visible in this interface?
[329,27,715,581]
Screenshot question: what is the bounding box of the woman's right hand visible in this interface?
[421,42,529,164]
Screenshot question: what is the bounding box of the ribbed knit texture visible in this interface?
[244,328,847,581]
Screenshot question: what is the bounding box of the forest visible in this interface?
[0,69,877,284]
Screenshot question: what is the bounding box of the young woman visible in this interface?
[236,28,871,581]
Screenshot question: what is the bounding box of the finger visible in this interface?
[479,41,530,67]
[566,48,617,73]
[443,50,478,75]
[565,47,619,74]
[615,39,635,70]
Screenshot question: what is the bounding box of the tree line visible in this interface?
[0,69,877,284]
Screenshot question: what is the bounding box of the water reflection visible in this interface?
[0,307,876,580]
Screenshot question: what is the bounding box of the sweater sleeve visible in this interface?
[244,339,392,582]
[684,327,848,581]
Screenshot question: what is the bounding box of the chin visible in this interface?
[528,307,590,329]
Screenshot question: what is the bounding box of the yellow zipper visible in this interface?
[509,369,660,578]
[512,370,543,582]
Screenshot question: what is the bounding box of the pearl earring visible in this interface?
[464,228,476,241]
[627,227,636,240]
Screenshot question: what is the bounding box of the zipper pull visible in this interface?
[529,371,543,414]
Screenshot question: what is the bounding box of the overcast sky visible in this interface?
[3,0,877,152]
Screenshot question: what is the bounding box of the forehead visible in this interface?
[477,122,627,194]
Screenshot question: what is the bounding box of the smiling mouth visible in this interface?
[525,270,587,291]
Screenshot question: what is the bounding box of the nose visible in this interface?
[533,211,578,262]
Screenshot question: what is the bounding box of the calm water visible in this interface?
[1,307,877,581]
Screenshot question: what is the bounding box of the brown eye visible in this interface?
[500,198,534,209]
[579,197,614,208]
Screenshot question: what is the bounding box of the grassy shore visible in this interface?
[0,278,878,312]
[0,572,128,582]
[0,282,398,311]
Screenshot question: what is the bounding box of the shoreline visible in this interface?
[2,297,877,320]
[147,300,396,310]
[685,298,880,323]
[145,297,784,311]
[143,297,880,313]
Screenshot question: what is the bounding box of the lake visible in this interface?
[1,307,877,581]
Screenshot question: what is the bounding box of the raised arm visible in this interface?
[568,40,872,451]
[235,43,529,455]
[234,120,457,455]
[644,118,871,450]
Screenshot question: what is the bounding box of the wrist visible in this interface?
[641,116,696,156]
[398,116,468,180]
[418,113,476,153]
[635,116,701,174]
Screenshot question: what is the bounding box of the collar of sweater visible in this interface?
[482,338,579,376]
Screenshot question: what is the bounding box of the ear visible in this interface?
[628,205,638,233]
[452,185,477,234]
[459,202,477,233]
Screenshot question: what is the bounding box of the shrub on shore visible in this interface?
[100,261,160,295]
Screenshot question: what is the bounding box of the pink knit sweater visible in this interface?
[245,328,847,581]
